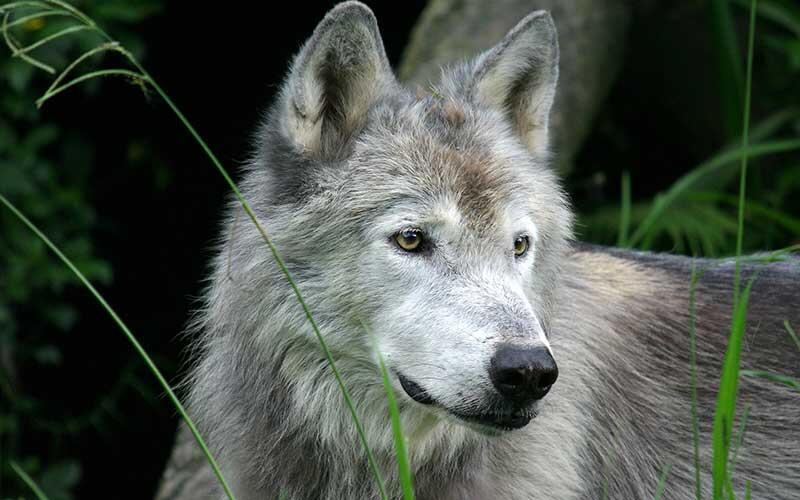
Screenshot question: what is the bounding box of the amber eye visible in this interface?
[513,235,529,257]
[395,229,423,252]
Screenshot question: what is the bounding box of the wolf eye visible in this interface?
[395,229,423,252]
[513,236,529,257]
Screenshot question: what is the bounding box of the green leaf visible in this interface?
[375,341,415,500]
[733,0,800,38]
[654,463,672,500]
[10,461,50,500]
[711,279,754,499]
[785,320,800,352]
[740,370,800,389]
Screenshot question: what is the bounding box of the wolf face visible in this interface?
[228,1,574,434]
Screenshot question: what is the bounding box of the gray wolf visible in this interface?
[160,2,800,499]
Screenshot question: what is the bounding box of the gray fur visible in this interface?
[178,3,800,499]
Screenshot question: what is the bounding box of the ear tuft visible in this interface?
[469,11,559,153]
[281,2,394,157]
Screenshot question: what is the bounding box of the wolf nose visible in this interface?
[490,344,558,402]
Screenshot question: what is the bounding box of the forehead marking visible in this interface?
[439,147,509,232]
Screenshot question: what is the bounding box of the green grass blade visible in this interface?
[748,108,800,143]
[737,244,800,264]
[740,370,800,390]
[732,0,800,38]
[711,278,754,500]
[733,0,758,299]
[0,194,237,500]
[728,402,751,498]
[784,320,800,352]
[36,68,146,107]
[35,0,94,25]
[41,41,124,101]
[9,460,50,500]
[617,170,631,247]
[732,403,750,464]
[654,463,673,500]
[688,192,800,235]
[626,139,800,248]
[11,23,91,55]
[376,348,414,500]
[2,11,54,72]
[689,264,704,500]
[3,9,69,29]
[713,4,758,494]
[0,1,52,13]
[140,74,389,499]
[1,1,388,495]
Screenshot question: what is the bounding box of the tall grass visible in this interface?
[608,106,800,253]
[376,344,415,500]
[783,320,800,351]
[617,1,782,498]
[710,1,758,498]
[0,1,412,498]
[9,460,49,500]
[0,192,237,499]
[654,463,673,500]
[688,265,703,500]
[624,139,800,249]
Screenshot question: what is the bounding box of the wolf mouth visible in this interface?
[450,408,535,431]
[398,372,436,405]
[397,372,535,430]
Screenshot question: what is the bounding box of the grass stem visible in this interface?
[10,461,50,500]
[0,193,238,500]
[1,1,389,497]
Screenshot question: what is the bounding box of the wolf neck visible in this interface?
[205,328,497,500]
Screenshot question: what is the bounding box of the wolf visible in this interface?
[157,2,800,499]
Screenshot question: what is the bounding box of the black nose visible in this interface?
[490,344,558,402]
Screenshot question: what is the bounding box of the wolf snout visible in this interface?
[490,344,558,402]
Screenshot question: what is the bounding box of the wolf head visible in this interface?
[219,2,572,434]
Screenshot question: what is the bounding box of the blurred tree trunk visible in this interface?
[154,2,633,498]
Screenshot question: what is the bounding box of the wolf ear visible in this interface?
[280,2,394,157]
[468,11,559,153]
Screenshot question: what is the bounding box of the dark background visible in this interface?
[1,1,798,499]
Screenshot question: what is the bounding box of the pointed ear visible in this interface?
[469,11,559,153]
[280,1,394,157]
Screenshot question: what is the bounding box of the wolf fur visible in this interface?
[166,3,800,499]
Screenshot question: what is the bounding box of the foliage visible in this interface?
[1,2,395,500]
[0,1,159,498]
[577,0,800,256]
